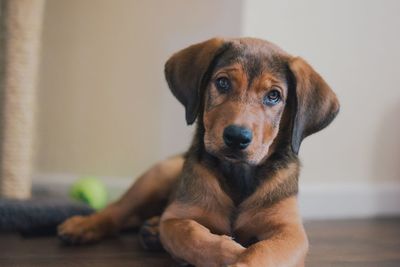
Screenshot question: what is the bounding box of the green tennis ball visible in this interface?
[70,177,108,210]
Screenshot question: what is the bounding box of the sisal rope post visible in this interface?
[0,0,45,199]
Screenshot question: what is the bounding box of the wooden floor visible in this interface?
[0,218,399,267]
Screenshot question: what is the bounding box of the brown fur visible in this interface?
[58,37,339,267]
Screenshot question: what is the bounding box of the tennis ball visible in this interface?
[70,177,108,210]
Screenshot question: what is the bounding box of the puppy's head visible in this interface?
[165,38,339,165]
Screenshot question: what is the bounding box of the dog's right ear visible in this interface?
[165,38,227,125]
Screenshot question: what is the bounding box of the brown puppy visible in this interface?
[58,38,339,267]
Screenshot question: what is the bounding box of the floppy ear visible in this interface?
[288,57,340,154]
[164,38,227,125]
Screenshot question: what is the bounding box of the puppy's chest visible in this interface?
[211,201,264,247]
[206,163,262,243]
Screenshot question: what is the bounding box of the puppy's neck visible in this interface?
[196,151,256,205]
[217,158,259,205]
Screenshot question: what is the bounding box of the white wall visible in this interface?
[36,0,242,178]
[243,0,400,185]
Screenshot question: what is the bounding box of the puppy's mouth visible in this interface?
[219,148,248,163]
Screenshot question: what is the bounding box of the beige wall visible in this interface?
[243,0,400,184]
[36,0,400,187]
[36,0,242,178]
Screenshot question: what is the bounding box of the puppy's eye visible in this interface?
[215,77,231,93]
[263,89,281,106]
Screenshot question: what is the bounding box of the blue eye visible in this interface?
[263,90,281,106]
[215,77,231,93]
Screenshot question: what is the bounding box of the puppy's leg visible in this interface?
[229,227,307,267]
[159,203,245,267]
[58,155,184,244]
[230,197,308,267]
[138,216,162,251]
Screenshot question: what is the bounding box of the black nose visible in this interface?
[223,125,253,150]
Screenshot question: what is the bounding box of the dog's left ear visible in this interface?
[288,57,340,154]
[165,38,227,125]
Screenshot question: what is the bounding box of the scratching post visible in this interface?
[0,1,95,234]
[0,0,45,199]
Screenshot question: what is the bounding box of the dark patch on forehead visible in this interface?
[241,53,264,86]
[211,42,288,87]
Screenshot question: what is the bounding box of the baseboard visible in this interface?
[299,182,400,220]
[33,173,400,220]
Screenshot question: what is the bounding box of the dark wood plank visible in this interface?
[305,218,400,267]
[0,218,399,266]
[0,232,174,267]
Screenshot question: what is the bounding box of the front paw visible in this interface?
[217,236,246,266]
[58,214,114,245]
